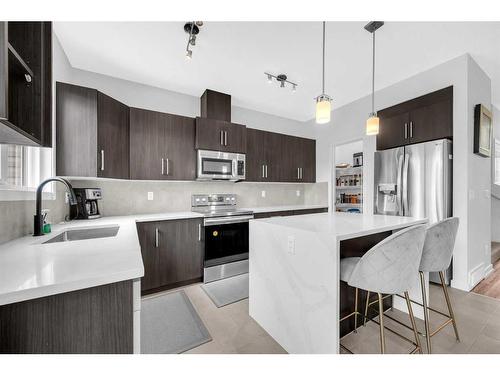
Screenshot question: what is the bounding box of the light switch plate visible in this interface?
[261,190,266,198]
[287,235,295,254]
[147,192,154,201]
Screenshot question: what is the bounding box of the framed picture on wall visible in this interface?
[474,104,493,157]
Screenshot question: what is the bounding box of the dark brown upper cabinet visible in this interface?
[136,218,203,294]
[246,129,315,183]
[129,108,196,180]
[377,86,453,150]
[56,82,130,179]
[0,22,52,147]
[195,117,247,153]
[280,135,316,183]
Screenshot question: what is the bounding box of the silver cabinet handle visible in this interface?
[409,121,413,138]
[300,168,303,180]
[155,227,159,248]
[265,165,268,178]
[404,123,408,139]
[161,158,165,175]
[198,223,201,241]
[166,158,169,176]
[297,168,300,179]
[100,150,104,171]
[220,130,224,145]
[224,131,228,146]
[262,165,265,178]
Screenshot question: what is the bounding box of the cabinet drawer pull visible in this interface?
[100,150,104,171]
[265,164,268,178]
[409,121,413,138]
[404,123,408,139]
[155,227,159,248]
[297,168,300,179]
[198,224,201,241]
[161,158,165,175]
[166,158,169,175]
[300,167,303,180]
[262,165,265,178]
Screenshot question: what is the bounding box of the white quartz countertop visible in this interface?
[0,211,203,306]
[254,212,428,240]
[244,204,328,214]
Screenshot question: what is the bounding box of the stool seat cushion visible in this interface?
[340,257,361,282]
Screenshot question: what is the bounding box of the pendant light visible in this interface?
[364,21,384,135]
[315,21,331,124]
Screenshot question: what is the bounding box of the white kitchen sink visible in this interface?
[42,225,120,244]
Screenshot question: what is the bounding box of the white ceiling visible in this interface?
[54,22,500,122]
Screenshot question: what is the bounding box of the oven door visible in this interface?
[203,217,250,267]
[197,150,236,180]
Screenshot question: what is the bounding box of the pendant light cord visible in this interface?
[322,21,326,95]
[371,31,375,113]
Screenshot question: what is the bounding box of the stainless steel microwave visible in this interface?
[197,150,246,181]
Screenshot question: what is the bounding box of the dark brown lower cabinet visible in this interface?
[0,280,133,354]
[253,207,328,219]
[137,218,204,294]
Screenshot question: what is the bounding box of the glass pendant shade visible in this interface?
[316,97,331,124]
[366,114,379,135]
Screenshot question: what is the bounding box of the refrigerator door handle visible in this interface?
[402,153,410,216]
[396,154,404,216]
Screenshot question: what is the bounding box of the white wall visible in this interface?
[334,140,363,166]
[311,54,492,291]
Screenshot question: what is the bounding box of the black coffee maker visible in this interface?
[70,188,102,219]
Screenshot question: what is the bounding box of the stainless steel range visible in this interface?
[192,193,253,283]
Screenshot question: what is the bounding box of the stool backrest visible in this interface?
[348,224,427,294]
[419,217,459,273]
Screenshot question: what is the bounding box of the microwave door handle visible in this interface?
[233,159,237,178]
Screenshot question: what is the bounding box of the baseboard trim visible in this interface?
[468,262,486,290]
[484,263,494,278]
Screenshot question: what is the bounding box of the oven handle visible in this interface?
[204,215,254,226]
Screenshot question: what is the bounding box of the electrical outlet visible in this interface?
[287,235,295,254]
[261,190,266,198]
[148,192,154,201]
[296,190,301,197]
[469,189,475,201]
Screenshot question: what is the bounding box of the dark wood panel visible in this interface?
[0,23,7,120]
[0,281,133,354]
[200,89,231,122]
[136,221,164,291]
[300,137,316,182]
[164,113,196,180]
[56,82,98,177]
[195,117,246,153]
[377,111,409,150]
[246,128,267,181]
[409,97,452,144]
[293,208,328,215]
[97,92,130,179]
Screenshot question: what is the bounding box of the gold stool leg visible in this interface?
[419,271,432,354]
[363,291,370,326]
[354,288,359,332]
[439,271,460,342]
[404,291,422,354]
[377,293,386,354]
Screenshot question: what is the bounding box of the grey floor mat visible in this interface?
[201,273,249,308]
[141,290,211,354]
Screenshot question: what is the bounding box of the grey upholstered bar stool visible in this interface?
[417,217,460,354]
[339,224,427,354]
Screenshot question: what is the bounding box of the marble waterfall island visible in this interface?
[249,212,427,354]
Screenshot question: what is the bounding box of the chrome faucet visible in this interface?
[33,177,78,236]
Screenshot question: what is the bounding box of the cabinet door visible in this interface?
[163,114,196,180]
[266,131,283,181]
[160,219,204,286]
[56,82,98,177]
[97,92,129,179]
[300,138,316,182]
[246,128,267,181]
[377,111,409,150]
[222,122,247,153]
[136,221,163,292]
[195,117,225,151]
[129,108,167,180]
[408,98,452,144]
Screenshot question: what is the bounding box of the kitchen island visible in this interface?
[249,212,427,354]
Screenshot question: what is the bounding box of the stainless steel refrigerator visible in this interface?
[374,139,453,283]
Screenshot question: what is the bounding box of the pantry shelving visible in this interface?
[335,166,363,213]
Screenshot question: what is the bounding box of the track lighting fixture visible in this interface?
[184,21,203,60]
[264,72,298,92]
